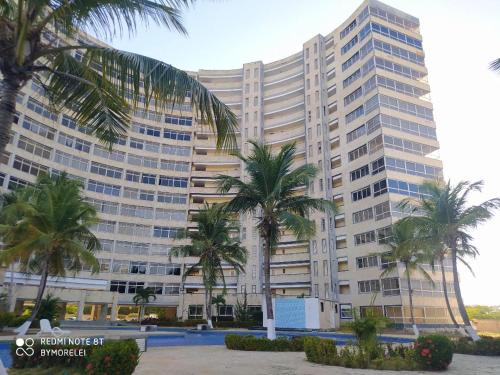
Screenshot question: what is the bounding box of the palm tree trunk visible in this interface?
[440,257,459,328]
[405,263,418,337]
[263,229,275,340]
[139,304,145,323]
[451,246,479,340]
[0,78,21,155]
[28,263,49,327]
[206,288,213,329]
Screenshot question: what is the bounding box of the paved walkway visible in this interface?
[135,346,500,375]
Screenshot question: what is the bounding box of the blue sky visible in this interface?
[112,0,500,305]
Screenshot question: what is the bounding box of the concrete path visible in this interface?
[134,346,500,375]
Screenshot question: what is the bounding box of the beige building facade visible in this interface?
[0,0,460,328]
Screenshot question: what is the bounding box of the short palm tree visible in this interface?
[211,294,226,323]
[170,204,247,328]
[381,219,433,337]
[0,173,101,330]
[217,141,336,339]
[133,287,157,323]
[0,0,237,154]
[409,180,500,339]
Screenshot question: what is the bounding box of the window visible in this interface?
[164,284,180,295]
[188,305,203,319]
[344,86,362,106]
[58,132,91,153]
[340,19,357,39]
[371,157,385,175]
[110,280,127,293]
[352,207,373,224]
[163,129,191,141]
[323,260,329,276]
[90,162,122,179]
[165,115,192,126]
[22,117,55,140]
[374,201,391,220]
[141,173,156,185]
[373,179,388,197]
[361,22,422,49]
[322,238,327,253]
[150,244,171,256]
[17,136,52,159]
[94,145,126,162]
[342,51,360,71]
[120,204,154,219]
[313,261,318,277]
[94,220,116,233]
[340,304,353,319]
[350,165,369,181]
[341,35,358,55]
[343,69,361,88]
[346,124,366,143]
[130,261,147,274]
[160,160,189,172]
[385,157,441,179]
[368,134,383,154]
[377,113,436,139]
[377,226,392,244]
[13,156,49,176]
[118,222,151,237]
[358,280,381,293]
[126,170,140,182]
[129,138,144,150]
[8,176,30,190]
[27,98,57,121]
[352,185,371,202]
[86,198,119,215]
[357,255,379,269]
[158,176,188,188]
[387,179,431,198]
[87,180,120,196]
[153,226,180,238]
[157,192,187,204]
[115,241,149,255]
[348,144,367,161]
[127,281,145,294]
[354,230,376,245]
[382,277,400,296]
[312,240,318,254]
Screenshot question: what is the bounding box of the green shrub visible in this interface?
[415,334,453,370]
[453,336,500,356]
[11,339,139,374]
[86,340,139,375]
[304,337,338,365]
[225,334,305,351]
[0,311,16,328]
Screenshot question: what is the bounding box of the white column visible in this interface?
[110,294,119,321]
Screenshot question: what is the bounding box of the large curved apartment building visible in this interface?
[1,0,460,327]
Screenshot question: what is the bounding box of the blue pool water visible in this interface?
[0,329,413,368]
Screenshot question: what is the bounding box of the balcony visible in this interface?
[270,273,310,285]
[271,251,309,264]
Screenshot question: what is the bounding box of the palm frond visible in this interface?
[490,58,500,72]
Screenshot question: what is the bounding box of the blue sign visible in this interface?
[275,298,306,328]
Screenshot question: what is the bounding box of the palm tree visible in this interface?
[409,180,500,339]
[170,204,247,329]
[0,173,101,330]
[381,219,433,337]
[211,294,225,323]
[37,293,61,322]
[490,58,500,72]
[0,0,237,154]
[133,287,157,323]
[217,141,336,339]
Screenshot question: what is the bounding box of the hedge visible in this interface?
[225,334,305,351]
[304,337,421,371]
[453,336,500,356]
[11,339,139,375]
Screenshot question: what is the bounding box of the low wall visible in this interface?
[473,319,500,333]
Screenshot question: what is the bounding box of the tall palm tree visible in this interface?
[133,287,157,323]
[381,219,433,337]
[217,141,336,339]
[170,204,247,329]
[0,0,237,154]
[0,173,101,330]
[409,180,500,339]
